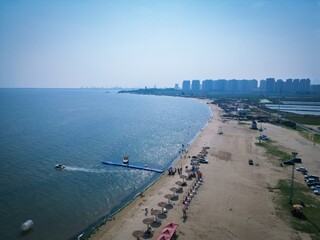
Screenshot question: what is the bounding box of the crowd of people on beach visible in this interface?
[131,147,208,239]
[181,169,204,218]
[167,166,183,176]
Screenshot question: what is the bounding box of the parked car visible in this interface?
[190,159,199,166]
[305,175,320,182]
[306,178,316,184]
[259,135,269,140]
[314,189,320,195]
[310,185,320,190]
[307,181,320,187]
[296,167,308,173]
[283,158,302,165]
[248,159,253,165]
[199,158,208,164]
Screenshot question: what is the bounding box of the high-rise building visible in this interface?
[275,79,284,93]
[226,80,238,92]
[182,80,191,91]
[214,80,227,91]
[174,84,180,90]
[191,80,201,91]
[299,79,311,92]
[248,79,258,92]
[239,80,251,92]
[292,79,300,93]
[284,79,292,93]
[266,78,275,93]
[259,80,266,92]
[202,79,213,91]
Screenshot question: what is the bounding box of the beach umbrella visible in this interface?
[143,218,154,225]
[164,194,173,204]
[132,230,144,239]
[164,194,173,199]
[151,209,162,216]
[158,201,168,213]
[158,201,168,208]
[170,187,178,192]
[175,181,183,186]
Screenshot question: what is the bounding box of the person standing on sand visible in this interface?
[182,204,188,218]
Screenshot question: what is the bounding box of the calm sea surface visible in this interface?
[0,89,211,240]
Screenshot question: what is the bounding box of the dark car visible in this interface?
[305,175,320,182]
[307,181,320,187]
[248,159,253,165]
[296,167,308,173]
[283,158,302,165]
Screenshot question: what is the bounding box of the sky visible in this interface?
[0,0,319,88]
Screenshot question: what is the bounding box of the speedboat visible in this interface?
[123,155,129,164]
[55,164,65,170]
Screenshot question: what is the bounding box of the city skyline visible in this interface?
[180,78,319,93]
[1,0,320,88]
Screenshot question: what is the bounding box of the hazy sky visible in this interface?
[0,0,319,88]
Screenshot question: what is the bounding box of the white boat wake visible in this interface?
[63,166,137,174]
[64,166,108,173]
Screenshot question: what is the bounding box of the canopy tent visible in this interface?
[156,222,179,240]
[157,229,174,240]
[164,222,179,232]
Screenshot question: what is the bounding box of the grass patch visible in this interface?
[285,113,320,126]
[255,141,292,162]
[294,127,320,144]
[275,180,320,239]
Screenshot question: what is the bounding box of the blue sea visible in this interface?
[0,89,211,240]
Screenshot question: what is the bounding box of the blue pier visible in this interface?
[102,161,164,173]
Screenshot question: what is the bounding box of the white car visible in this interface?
[314,189,320,195]
[199,158,208,164]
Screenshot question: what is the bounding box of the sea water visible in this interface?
[0,89,211,240]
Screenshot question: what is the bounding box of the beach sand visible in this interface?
[90,102,319,240]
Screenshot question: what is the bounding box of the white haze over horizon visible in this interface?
[0,0,319,88]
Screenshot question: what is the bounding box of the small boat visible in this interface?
[123,155,129,164]
[55,164,65,170]
[21,220,34,232]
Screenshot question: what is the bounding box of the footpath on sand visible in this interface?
[91,103,317,240]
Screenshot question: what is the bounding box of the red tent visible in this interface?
[164,222,179,232]
[157,235,170,240]
[157,222,179,240]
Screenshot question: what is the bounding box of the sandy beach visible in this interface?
[90,102,319,240]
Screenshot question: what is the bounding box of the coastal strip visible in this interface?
[90,101,319,240]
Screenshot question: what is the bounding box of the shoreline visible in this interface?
[89,100,319,240]
[79,98,213,240]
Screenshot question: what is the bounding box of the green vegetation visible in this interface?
[285,113,320,126]
[275,180,320,239]
[255,141,292,162]
[293,127,320,144]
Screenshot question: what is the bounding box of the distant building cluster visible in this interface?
[178,78,320,94]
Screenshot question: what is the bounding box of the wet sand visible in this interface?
[90,102,319,240]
